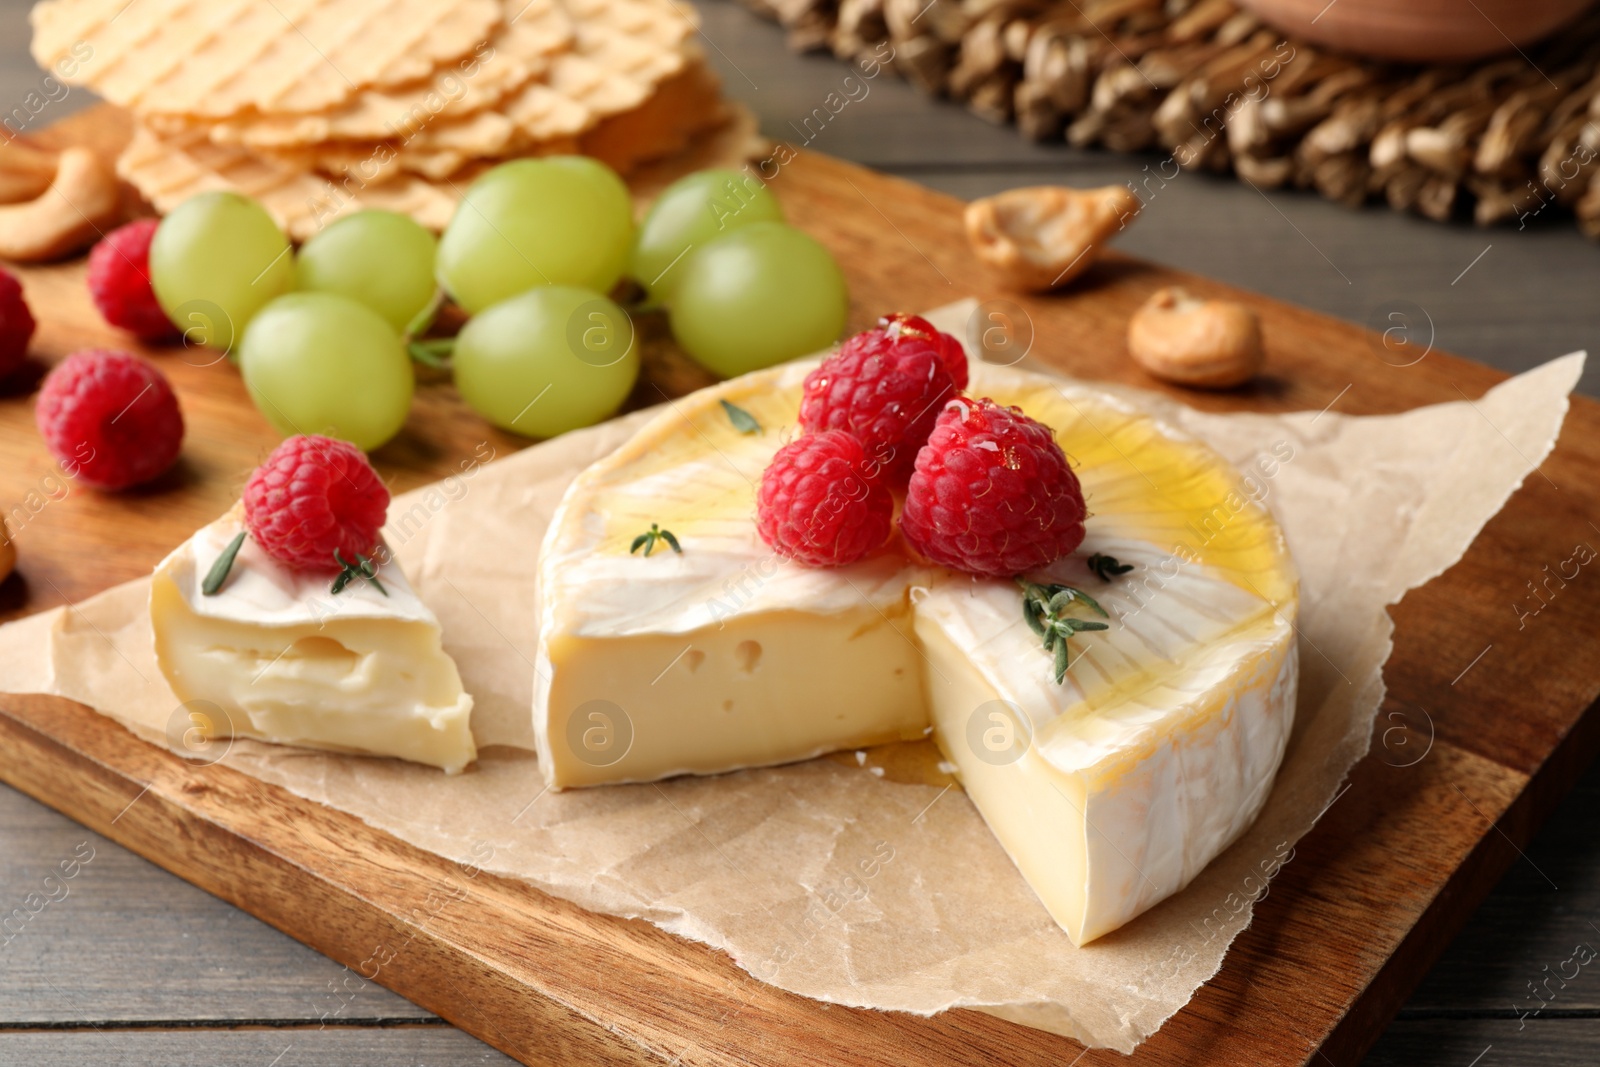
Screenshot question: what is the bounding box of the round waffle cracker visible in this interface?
[240,0,705,183]
[32,0,503,118]
[117,124,464,240]
[205,0,573,148]
[497,0,696,147]
[117,99,763,242]
[260,56,722,182]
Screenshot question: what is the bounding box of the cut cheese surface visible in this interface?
[535,363,928,786]
[151,511,477,774]
[534,358,1298,944]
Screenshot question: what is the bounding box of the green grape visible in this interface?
[149,191,295,354]
[453,286,638,438]
[237,292,414,451]
[668,222,848,378]
[295,210,438,332]
[630,168,783,304]
[436,157,634,314]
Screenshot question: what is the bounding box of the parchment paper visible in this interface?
[0,301,1583,1051]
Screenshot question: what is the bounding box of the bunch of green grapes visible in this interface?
[146,157,847,450]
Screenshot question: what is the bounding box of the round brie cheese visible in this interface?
[534,359,1298,944]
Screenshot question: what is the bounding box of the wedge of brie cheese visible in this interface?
[534,359,1298,943]
[151,511,477,773]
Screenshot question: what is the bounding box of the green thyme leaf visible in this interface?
[1047,588,1078,613]
[1087,552,1134,582]
[1069,586,1109,618]
[719,399,761,435]
[631,523,683,558]
[1018,578,1110,685]
[331,549,387,596]
[202,531,248,597]
[356,552,388,597]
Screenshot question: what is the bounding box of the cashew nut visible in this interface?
[964,184,1141,291]
[0,147,120,262]
[1127,287,1264,389]
[0,142,59,205]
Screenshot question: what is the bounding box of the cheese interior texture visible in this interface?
[535,360,1299,943]
[151,513,477,774]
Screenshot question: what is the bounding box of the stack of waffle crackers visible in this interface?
[31,0,759,240]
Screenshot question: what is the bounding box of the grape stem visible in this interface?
[407,337,455,368]
[404,287,454,368]
[405,287,446,339]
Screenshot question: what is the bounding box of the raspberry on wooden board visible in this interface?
[87,219,179,341]
[0,269,36,380]
[34,350,184,491]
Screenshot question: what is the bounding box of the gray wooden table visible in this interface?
[3,2,1599,1063]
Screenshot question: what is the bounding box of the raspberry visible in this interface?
[878,312,968,390]
[87,219,178,341]
[0,269,36,380]
[900,398,1087,577]
[35,350,184,490]
[756,429,893,567]
[799,324,961,487]
[243,435,390,573]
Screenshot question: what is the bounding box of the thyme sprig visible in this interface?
[332,549,388,596]
[719,399,761,435]
[1018,579,1109,683]
[630,523,682,557]
[1087,552,1134,582]
[202,531,248,596]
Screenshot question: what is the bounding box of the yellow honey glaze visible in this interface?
[579,360,1295,622]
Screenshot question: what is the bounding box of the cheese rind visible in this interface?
[151,513,477,773]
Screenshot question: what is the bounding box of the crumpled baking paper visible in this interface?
[0,301,1582,1051]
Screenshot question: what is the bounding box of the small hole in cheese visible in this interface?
[735,640,762,673]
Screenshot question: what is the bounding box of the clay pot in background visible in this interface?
[1234,0,1593,62]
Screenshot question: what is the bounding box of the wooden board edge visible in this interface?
[0,694,662,1066]
[1321,693,1600,1064]
[0,692,1077,1067]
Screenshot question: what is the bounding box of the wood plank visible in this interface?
[0,1028,516,1066]
[0,785,433,1025]
[8,758,1600,1027]
[1365,1020,1600,1066]
[2,102,1599,1067]
[1400,763,1600,1013]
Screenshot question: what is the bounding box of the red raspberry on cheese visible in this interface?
[243,435,390,573]
[756,429,893,567]
[900,398,1087,577]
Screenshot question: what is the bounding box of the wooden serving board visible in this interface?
[3,104,1599,1067]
